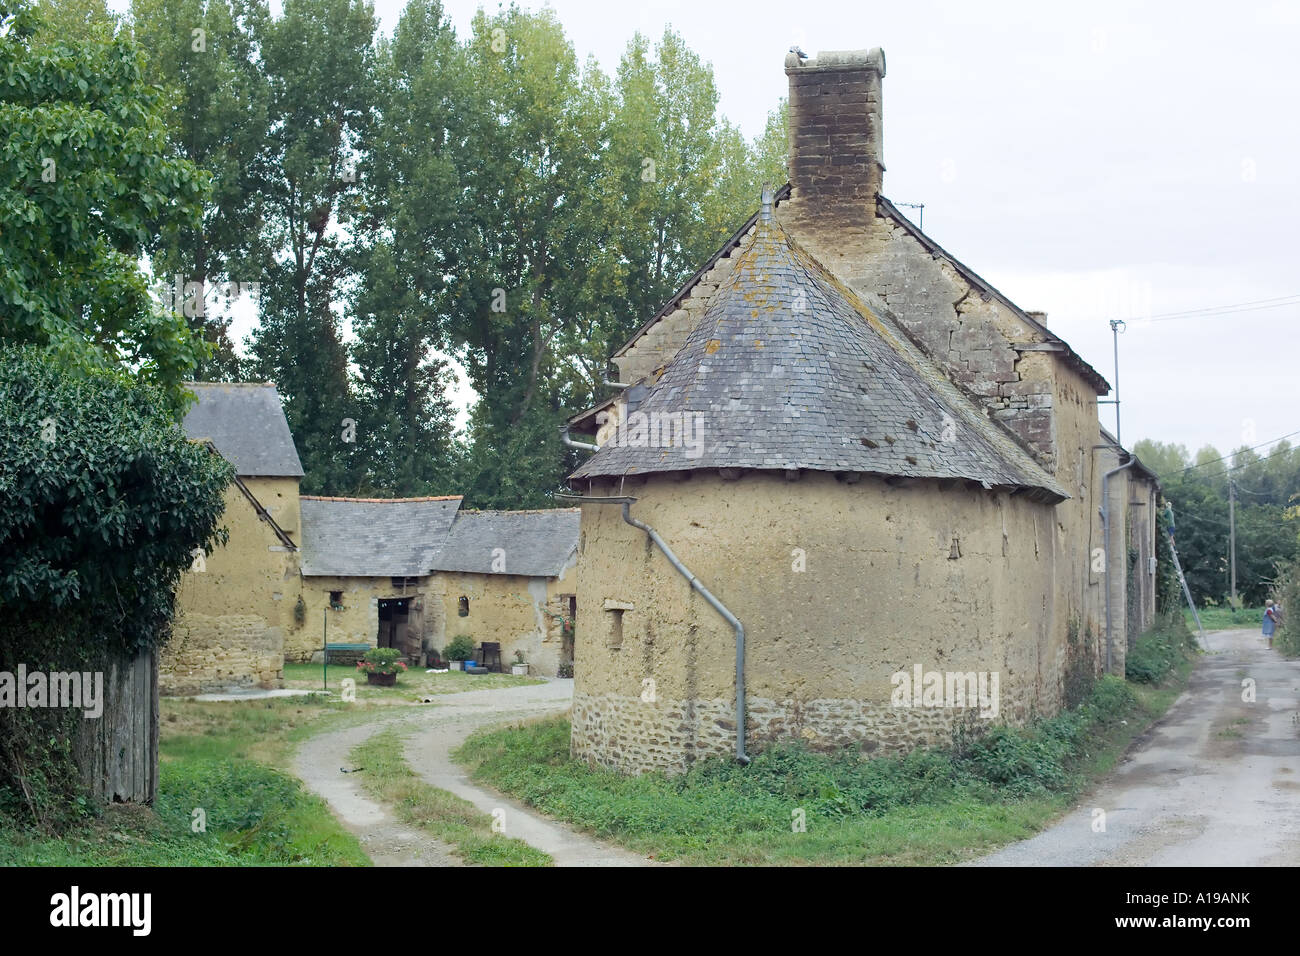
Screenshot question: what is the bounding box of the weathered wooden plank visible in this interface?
[73,646,159,805]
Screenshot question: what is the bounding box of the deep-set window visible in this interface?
[607,608,624,649]
[458,595,470,617]
[329,590,344,610]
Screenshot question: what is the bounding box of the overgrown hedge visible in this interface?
[1276,558,1300,657]
[0,348,230,829]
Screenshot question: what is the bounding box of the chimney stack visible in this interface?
[784,48,886,212]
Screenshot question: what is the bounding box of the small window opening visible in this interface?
[329,590,344,610]
[458,595,470,617]
[607,608,624,649]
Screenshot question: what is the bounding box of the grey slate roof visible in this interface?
[299,496,463,577]
[183,383,304,477]
[431,510,580,578]
[571,213,1067,501]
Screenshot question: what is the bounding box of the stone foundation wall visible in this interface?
[571,689,1025,776]
[160,613,283,696]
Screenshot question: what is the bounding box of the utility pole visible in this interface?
[1229,477,1237,609]
[1098,319,1126,444]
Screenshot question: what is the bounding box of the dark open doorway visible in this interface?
[377,598,410,653]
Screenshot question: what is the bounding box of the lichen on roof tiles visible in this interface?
[571,216,1067,500]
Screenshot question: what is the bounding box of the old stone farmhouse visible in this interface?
[163,383,580,694]
[295,497,579,676]
[164,383,302,696]
[563,48,1161,774]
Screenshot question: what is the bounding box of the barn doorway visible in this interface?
[377,598,410,653]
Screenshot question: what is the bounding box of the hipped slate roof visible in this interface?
[571,211,1067,501]
[299,498,580,579]
[431,510,581,578]
[299,496,463,577]
[182,382,304,477]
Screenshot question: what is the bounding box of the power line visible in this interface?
[1108,293,1300,325]
[1168,429,1300,478]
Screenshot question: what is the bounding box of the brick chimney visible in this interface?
[784,48,886,212]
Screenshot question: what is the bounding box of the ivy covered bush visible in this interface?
[0,348,230,829]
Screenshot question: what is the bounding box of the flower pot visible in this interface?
[366,672,397,687]
[511,663,530,675]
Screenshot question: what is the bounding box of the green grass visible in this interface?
[1127,615,1201,683]
[282,662,544,703]
[349,729,551,866]
[1185,605,1265,632]
[454,625,1197,866]
[0,696,370,866]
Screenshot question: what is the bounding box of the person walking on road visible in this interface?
[1262,600,1278,649]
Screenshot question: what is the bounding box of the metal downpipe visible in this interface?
[1101,459,1136,674]
[552,492,750,765]
[619,501,750,765]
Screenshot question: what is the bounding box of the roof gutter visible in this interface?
[559,424,599,453]
[555,493,750,765]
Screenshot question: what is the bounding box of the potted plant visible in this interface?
[511,649,530,676]
[444,634,475,671]
[357,647,407,687]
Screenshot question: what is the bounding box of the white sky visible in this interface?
[132,0,1300,457]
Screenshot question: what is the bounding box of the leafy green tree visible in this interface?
[130,0,272,380]
[607,28,770,348]
[347,0,463,496]
[1132,438,1190,479]
[246,0,376,493]
[438,6,617,506]
[0,1,208,413]
[31,0,120,42]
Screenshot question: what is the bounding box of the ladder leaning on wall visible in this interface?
[1167,530,1207,647]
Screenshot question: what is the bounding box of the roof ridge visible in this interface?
[300,495,463,503]
[875,195,1109,394]
[185,381,278,388]
[456,507,582,515]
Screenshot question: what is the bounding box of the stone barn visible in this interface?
[293,497,580,675]
[163,382,302,695]
[164,384,582,690]
[293,495,463,664]
[564,48,1157,774]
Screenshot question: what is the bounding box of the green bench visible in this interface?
[324,642,369,664]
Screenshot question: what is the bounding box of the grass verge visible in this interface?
[349,728,551,866]
[0,696,369,866]
[1184,605,1264,633]
[282,662,544,704]
[455,621,1197,866]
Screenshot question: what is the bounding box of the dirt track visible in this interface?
[974,628,1300,866]
[292,679,653,866]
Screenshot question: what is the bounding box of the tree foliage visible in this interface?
[0,347,230,827]
[1134,437,1300,606]
[0,1,209,413]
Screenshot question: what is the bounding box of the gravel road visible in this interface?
[974,627,1300,866]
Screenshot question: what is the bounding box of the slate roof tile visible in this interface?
[182,382,304,477]
[571,214,1067,500]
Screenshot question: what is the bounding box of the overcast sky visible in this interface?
[156,0,1300,458]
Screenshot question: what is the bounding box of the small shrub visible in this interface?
[444,635,476,661]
